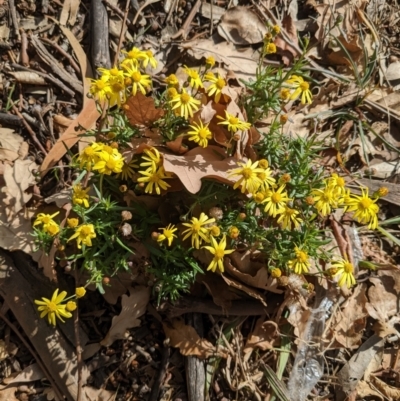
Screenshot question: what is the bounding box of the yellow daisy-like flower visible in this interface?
[98,66,124,81]
[182,212,216,249]
[123,65,152,96]
[204,72,226,103]
[137,166,171,195]
[66,301,77,312]
[228,159,264,194]
[165,74,179,88]
[33,212,60,235]
[262,185,290,217]
[203,235,234,273]
[344,187,379,230]
[116,159,138,180]
[140,147,162,172]
[208,225,221,237]
[257,168,276,191]
[89,75,110,103]
[331,258,357,288]
[72,184,90,208]
[157,224,178,246]
[288,247,311,274]
[311,185,341,216]
[264,42,277,54]
[93,151,124,175]
[107,75,126,107]
[286,75,312,105]
[141,49,157,69]
[68,224,96,249]
[217,111,251,133]
[184,66,203,90]
[252,191,269,204]
[169,89,201,120]
[34,289,72,327]
[77,143,103,171]
[166,87,178,99]
[67,218,79,228]
[187,120,212,148]
[326,173,346,196]
[121,47,145,67]
[277,206,302,230]
[75,287,86,298]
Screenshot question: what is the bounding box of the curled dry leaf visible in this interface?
[371,375,400,398]
[274,15,300,65]
[243,317,279,362]
[8,71,47,85]
[100,286,150,347]
[124,93,164,127]
[162,145,236,194]
[217,6,267,45]
[2,363,44,384]
[163,318,227,359]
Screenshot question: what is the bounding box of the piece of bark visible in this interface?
[0,250,90,401]
[90,0,111,71]
[0,112,23,127]
[185,313,205,401]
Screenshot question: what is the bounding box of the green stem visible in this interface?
[99,174,104,199]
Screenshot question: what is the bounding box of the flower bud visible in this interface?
[270,268,282,278]
[228,226,240,239]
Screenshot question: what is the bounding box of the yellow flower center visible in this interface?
[128,50,140,59]
[258,159,269,168]
[47,302,57,312]
[343,262,354,273]
[84,147,95,156]
[215,248,225,259]
[300,82,309,91]
[271,193,282,203]
[360,198,372,210]
[254,193,265,203]
[228,116,239,125]
[149,172,161,183]
[111,82,124,92]
[42,216,51,224]
[103,145,114,154]
[297,251,308,262]
[258,172,267,180]
[106,158,118,169]
[110,68,119,76]
[81,226,92,236]
[132,71,142,82]
[96,81,107,90]
[216,78,226,89]
[286,208,295,216]
[192,222,201,232]
[198,128,210,139]
[181,93,191,104]
[242,167,253,179]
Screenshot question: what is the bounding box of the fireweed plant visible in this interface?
[33,28,388,324]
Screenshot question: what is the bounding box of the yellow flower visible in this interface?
[182,212,215,249]
[205,56,215,67]
[280,88,291,101]
[75,287,86,298]
[228,226,240,239]
[288,247,310,274]
[262,185,290,217]
[98,66,124,80]
[165,74,179,88]
[271,268,282,278]
[253,191,268,204]
[107,75,126,107]
[272,25,280,34]
[89,76,110,103]
[277,206,302,230]
[344,187,379,230]
[209,225,221,237]
[169,89,201,119]
[72,184,90,208]
[33,212,60,235]
[141,49,157,69]
[374,187,389,198]
[67,218,79,228]
[204,72,226,103]
[203,235,234,273]
[66,301,77,312]
[311,185,340,216]
[258,159,269,169]
[137,166,171,195]
[116,159,138,180]
[331,258,356,288]
[326,173,346,196]
[228,159,264,194]
[121,47,145,67]
[184,66,203,90]
[157,224,178,246]
[68,224,96,249]
[217,111,251,133]
[187,120,212,148]
[93,151,124,175]
[140,147,162,172]
[77,143,103,171]
[257,167,276,191]
[286,75,312,105]
[34,289,72,326]
[123,65,152,96]
[264,43,277,54]
[166,87,178,99]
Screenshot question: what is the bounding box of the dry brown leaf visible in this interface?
[0,386,18,401]
[40,99,99,176]
[243,317,278,362]
[162,146,236,194]
[100,286,150,347]
[0,340,8,362]
[217,6,266,45]
[371,375,400,399]
[60,0,80,26]
[0,128,25,162]
[8,71,47,85]
[124,93,164,127]
[275,15,299,65]
[2,363,44,384]
[84,387,115,401]
[330,283,367,348]
[163,318,227,359]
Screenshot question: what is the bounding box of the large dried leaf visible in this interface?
[2,363,44,384]
[0,386,18,401]
[0,128,25,162]
[163,318,227,359]
[124,93,164,127]
[100,286,150,347]
[162,146,236,194]
[217,6,266,45]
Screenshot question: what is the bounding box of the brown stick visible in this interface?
[170,0,202,39]
[113,0,131,67]
[8,0,21,40]
[20,29,30,66]
[147,346,170,401]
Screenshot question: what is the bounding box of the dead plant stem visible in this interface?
[114,0,131,66]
